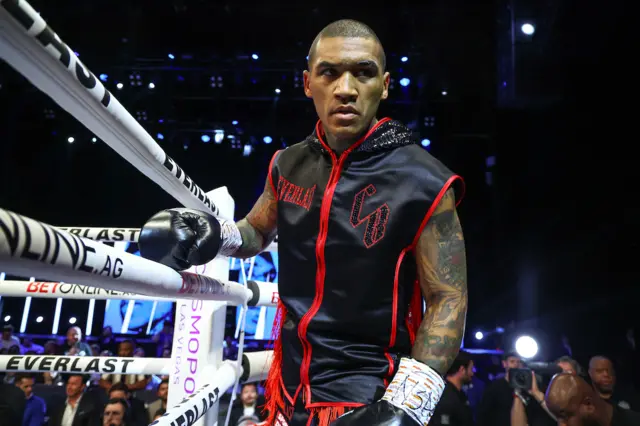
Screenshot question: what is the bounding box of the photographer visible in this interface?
[430,350,475,426]
[477,352,523,426]
[510,356,581,426]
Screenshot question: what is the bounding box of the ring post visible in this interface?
[168,187,234,426]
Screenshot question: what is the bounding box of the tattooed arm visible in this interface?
[233,177,278,259]
[411,188,468,374]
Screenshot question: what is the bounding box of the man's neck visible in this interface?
[323,118,378,154]
[68,393,82,406]
[447,375,463,391]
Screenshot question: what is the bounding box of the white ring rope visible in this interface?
[0,280,279,307]
[0,208,251,305]
[54,226,278,253]
[0,0,225,219]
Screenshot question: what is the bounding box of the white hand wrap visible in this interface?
[381,357,446,426]
[218,219,243,256]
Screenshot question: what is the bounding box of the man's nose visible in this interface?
[334,73,358,101]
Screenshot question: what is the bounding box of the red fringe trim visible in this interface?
[262,300,287,425]
[310,406,348,426]
[406,278,423,346]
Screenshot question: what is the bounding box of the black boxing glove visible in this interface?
[330,358,446,426]
[139,208,242,271]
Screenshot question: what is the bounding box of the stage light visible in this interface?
[401,56,408,62]
[496,326,505,333]
[99,74,108,82]
[74,51,80,57]
[442,90,448,96]
[201,134,211,143]
[3,315,10,322]
[148,82,155,89]
[91,137,97,143]
[400,78,410,87]
[515,335,539,359]
[421,139,431,147]
[232,120,239,125]
[214,130,225,143]
[263,136,273,144]
[251,53,259,60]
[157,133,164,140]
[475,331,484,340]
[67,137,75,143]
[243,145,253,156]
[521,23,535,35]
[183,143,188,150]
[168,53,175,60]
[36,316,43,323]
[116,83,123,89]
[69,317,77,324]
[275,88,281,94]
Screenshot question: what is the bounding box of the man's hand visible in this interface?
[411,188,467,374]
[233,176,278,258]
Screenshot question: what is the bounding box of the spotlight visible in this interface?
[521,23,535,35]
[168,53,175,60]
[421,139,431,147]
[3,315,10,322]
[243,145,253,156]
[401,56,408,62]
[399,78,410,87]
[275,88,281,94]
[116,83,123,89]
[69,317,77,324]
[36,316,43,323]
[201,134,211,143]
[91,137,97,143]
[157,133,164,140]
[251,53,259,60]
[263,136,273,144]
[148,82,155,89]
[214,130,225,143]
[475,331,484,340]
[99,74,108,82]
[67,137,75,143]
[515,335,539,359]
[232,120,239,125]
[442,90,448,96]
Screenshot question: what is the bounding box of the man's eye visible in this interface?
[321,69,336,76]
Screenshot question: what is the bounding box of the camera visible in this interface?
[509,362,563,391]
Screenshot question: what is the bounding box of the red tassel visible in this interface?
[311,406,348,426]
[262,300,288,425]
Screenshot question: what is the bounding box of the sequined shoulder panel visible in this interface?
[306,119,416,154]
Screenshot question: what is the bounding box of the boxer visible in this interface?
[140,19,467,426]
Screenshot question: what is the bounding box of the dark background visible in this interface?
[0,0,636,370]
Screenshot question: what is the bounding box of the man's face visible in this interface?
[118,342,134,357]
[589,359,615,393]
[2,330,11,340]
[157,383,169,401]
[503,356,522,373]
[110,390,127,400]
[66,376,85,397]
[103,402,125,426]
[462,361,475,384]
[241,384,258,405]
[304,37,390,145]
[67,327,80,344]
[17,377,34,398]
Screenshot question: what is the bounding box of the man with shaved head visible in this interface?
[545,373,640,426]
[589,356,639,412]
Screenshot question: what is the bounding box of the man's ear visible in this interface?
[303,70,312,98]
[381,71,390,100]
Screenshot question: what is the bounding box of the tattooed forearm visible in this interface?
[411,189,468,374]
[232,180,278,259]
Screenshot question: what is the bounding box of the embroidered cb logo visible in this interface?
[350,184,390,248]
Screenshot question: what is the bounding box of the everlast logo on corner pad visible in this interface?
[277,176,316,211]
[58,227,140,242]
[2,0,112,107]
[150,384,220,426]
[3,356,135,374]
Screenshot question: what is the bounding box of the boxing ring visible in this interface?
[0,1,278,425]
